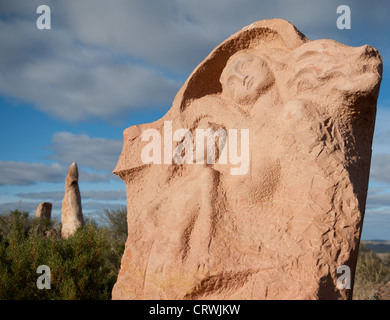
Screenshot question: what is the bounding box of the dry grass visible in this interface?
[353,244,390,300]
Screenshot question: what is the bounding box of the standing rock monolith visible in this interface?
[61,162,84,239]
[35,202,52,220]
[112,19,383,300]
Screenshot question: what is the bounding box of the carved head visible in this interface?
[220,50,275,106]
[112,19,383,301]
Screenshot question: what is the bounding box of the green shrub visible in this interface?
[0,209,127,300]
[99,207,128,273]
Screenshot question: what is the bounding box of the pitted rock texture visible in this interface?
[61,162,84,239]
[35,202,52,220]
[112,19,383,300]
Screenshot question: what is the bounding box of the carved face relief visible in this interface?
[220,52,274,105]
[112,19,383,300]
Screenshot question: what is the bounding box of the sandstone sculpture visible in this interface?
[112,19,383,299]
[35,202,52,220]
[61,162,84,239]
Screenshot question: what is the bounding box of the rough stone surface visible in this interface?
[35,202,52,220]
[112,19,383,300]
[61,162,84,239]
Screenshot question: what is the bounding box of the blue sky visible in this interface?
[0,0,389,240]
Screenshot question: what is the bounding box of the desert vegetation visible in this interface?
[0,208,127,299]
[0,207,389,299]
[353,242,390,300]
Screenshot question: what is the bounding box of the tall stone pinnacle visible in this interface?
[61,162,84,238]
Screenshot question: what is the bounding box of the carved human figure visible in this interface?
[220,51,275,106]
[112,19,382,300]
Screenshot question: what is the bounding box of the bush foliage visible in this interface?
[0,208,127,300]
[1,208,389,300]
[353,243,390,300]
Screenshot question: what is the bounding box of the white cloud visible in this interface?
[0,161,65,186]
[0,131,124,187]
[370,154,390,184]
[0,9,180,122]
[16,191,64,201]
[61,0,390,70]
[17,190,126,201]
[362,187,390,240]
[1,0,389,123]
[366,190,390,210]
[0,200,125,218]
[48,132,122,171]
[371,105,390,155]
[0,201,44,215]
[60,0,217,73]
[361,212,390,240]
[1,0,390,238]
[0,161,114,186]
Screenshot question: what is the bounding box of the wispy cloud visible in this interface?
[362,186,390,240]
[0,161,65,186]
[366,189,390,210]
[361,212,390,240]
[48,132,122,171]
[370,154,390,184]
[0,161,114,186]
[371,105,390,155]
[0,3,180,122]
[0,199,125,217]
[2,0,389,123]
[1,0,389,239]
[17,190,126,201]
[0,201,41,214]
